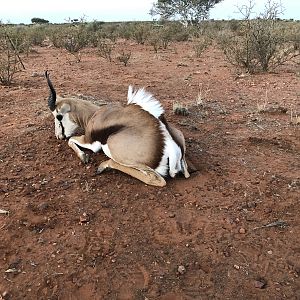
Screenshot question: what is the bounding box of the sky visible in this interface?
[0,0,299,24]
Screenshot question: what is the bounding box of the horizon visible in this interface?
[1,0,299,24]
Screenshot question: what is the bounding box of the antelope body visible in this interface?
[46,72,190,186]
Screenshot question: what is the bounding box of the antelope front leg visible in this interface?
[68,135,90,164]
[97,159,166,187]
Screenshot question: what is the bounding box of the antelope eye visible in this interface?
[56,115,63,121]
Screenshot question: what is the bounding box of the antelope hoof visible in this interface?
[96,166,106,175]
[169,170,176,178]
[184,170,190,178]
[80,153,90,164]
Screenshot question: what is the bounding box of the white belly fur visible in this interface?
[102,144,112,159]
[155,122,182,177]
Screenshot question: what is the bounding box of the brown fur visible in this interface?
[85,104,165,169]
[56,98,99,129]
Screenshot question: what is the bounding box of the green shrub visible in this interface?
[48,25,65,48]
[97,39,114,62]
[0,32,22,85]
[100,24,119,42]
[4,27,30,54]
[117,23,134,40]
[165,22,189,42]
[27,25,47,46]
[148,22,190,52]
[193,36,211,58]
[62,25,89,62]
[149,29,161,53]
[130,23,151,44]
[86,20,105,32]
[218,2,300,73]
[117,50,131,66]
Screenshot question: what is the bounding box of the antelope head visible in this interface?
[45,71,80,140]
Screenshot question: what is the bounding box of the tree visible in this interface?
[31,18,49,24]
[150,0,224,25]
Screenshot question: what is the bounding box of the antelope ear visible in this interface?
[59,103,71,114]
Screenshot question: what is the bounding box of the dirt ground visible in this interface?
[0,41,299,300]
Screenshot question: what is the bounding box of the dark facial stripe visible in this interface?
[91,125,125,144]
[59,120,66,139]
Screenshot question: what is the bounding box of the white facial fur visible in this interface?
[52,108,79,140]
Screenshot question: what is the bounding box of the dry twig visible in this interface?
[253,220,289,230]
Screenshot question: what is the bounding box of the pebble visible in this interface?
[254,279,267,289]
[80,212,90,224]
[178,265,186,275]
[37,202,49,212]
[31,72,40,77]
[239,228,246,234]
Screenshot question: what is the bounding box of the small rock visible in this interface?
[177,265,186,275]
[33,183,42,190]
[233,265,240,270]
[265,208,272,214]
[31,72,40,77]
[79,212,90,224]
[37,202,49,212]
[239,228,246,234]
[254,279,267,289]
[177,63,188,67]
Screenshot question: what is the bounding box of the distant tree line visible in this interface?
[31,18,49,24]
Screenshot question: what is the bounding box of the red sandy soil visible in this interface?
[0,41,299,300]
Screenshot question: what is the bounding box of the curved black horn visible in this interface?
[45,71,56,111]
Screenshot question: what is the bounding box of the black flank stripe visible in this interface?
[91,125,125,144]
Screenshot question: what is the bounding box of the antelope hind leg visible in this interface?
[68,135,90,164]
[97,159,166,187]
[181,157,190,178]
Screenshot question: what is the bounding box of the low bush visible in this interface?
[97,39,115,62]
[62,25,89,62]
[218,1,300,73]
[0,31,22,85]
[117,50,131,66]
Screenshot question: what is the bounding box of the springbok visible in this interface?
[45,71,190,187]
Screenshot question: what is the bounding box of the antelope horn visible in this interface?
[45,71,56,111]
